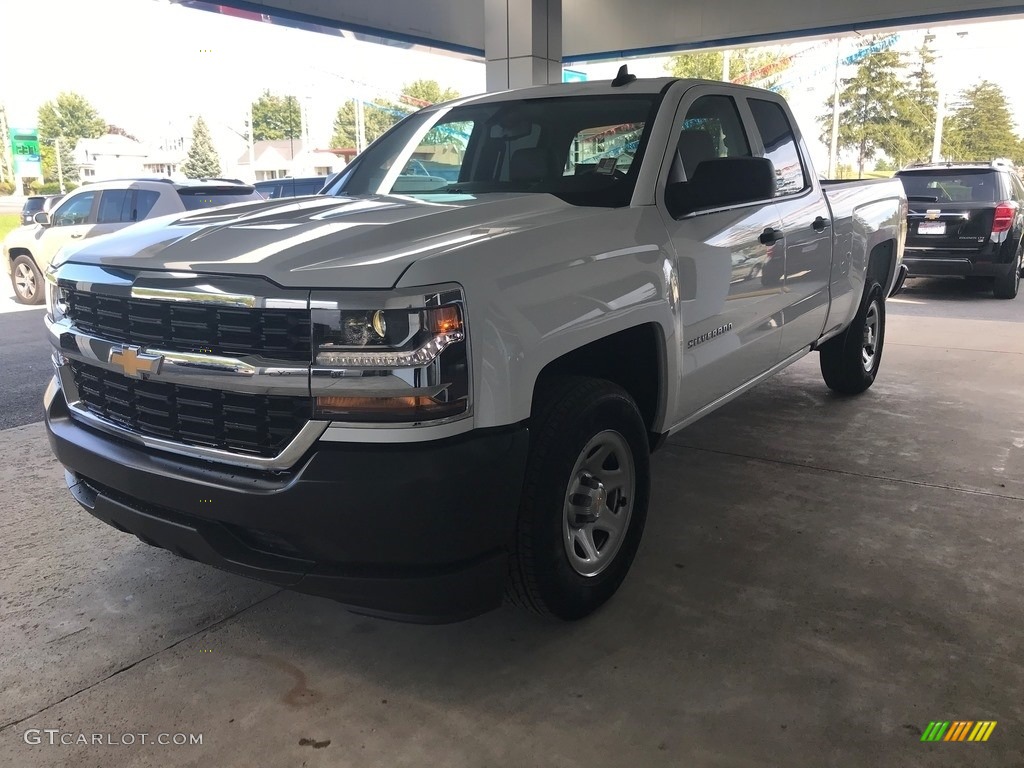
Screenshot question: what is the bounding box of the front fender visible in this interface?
[396,206,678,431]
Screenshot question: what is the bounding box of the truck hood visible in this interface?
[61,193,598,289]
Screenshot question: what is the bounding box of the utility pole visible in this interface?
[355,97,366,153]
[929,31,966,163]
[828,38,842,178]
[721,49,731,82]
[931,86,945,163]
[55,136,65,193]
[246,101,255,181]
[288,95,296,176]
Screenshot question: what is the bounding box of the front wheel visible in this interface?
[507,377,650,620]
[819,281,885,395]
[11,255,44,305]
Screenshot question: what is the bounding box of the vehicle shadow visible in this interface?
[899,276,994,300]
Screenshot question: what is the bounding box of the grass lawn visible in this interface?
[0,213,21,242]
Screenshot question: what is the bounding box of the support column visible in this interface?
[485,0,561,91]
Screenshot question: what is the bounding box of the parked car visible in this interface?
[20,194,64,226]
[4,177,263,304]
[254,176,327,199]
[895,161,1024,298]
[42,71,907,623]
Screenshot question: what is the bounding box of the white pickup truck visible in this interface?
[42,71,908,623]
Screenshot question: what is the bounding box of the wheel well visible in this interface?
[533,324,664,445]
[7,247,35,266]
[867,240,895,291]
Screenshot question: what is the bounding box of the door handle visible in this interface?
[759,227,783,245]
[70,233,84,238]
[812,216,830,232]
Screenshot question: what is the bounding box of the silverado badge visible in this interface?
[108,346,163,379]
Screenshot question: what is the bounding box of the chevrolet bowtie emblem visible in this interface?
[109,346,163,378]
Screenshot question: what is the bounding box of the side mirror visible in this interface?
[33,211,51,226]
[666,156,776,218]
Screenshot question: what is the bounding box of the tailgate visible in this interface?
[906,201,993,252]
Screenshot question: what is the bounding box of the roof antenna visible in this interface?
[611,64,636,87]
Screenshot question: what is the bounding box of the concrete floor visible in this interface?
[1,295,1023,766]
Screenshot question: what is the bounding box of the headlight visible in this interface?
[310,285,470,423]
[45,271,68,323]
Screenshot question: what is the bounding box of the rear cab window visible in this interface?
[748,98,808,197]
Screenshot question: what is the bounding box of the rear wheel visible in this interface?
[507,376,650,620]
[11,255,44,305]
[819,281,885,395]
[993,249,1021,299]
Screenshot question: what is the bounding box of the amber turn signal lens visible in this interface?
[317,396,428,411]
[429,306,461,334]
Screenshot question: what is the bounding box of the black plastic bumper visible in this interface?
[45,382,530,623]
[903,253,1017,278]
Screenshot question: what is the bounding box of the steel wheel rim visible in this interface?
[14,263,36,300]
[862,300,880,372]
[562,429,635,578]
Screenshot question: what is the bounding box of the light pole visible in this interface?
[50,105,66,193]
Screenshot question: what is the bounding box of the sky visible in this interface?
[3,0,1024,174]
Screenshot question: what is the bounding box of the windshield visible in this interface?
[322,94,662,208]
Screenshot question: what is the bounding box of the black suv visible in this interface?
[20,194,64,226]
[254,176,327,199]
[895,162,1024,298]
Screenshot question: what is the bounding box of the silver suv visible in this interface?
[4,177,262,304]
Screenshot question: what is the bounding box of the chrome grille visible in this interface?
[64,289,311,361]
[70,361,311,457]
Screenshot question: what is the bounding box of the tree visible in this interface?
[106,124,140,142]
[329,80,461,149]
[181,117,221,179]
[36,92,105,186]
[898,42,939,164]
[818,43,910,178]
[40,141,79,186]
[330,100,402,148]
[37,92,106,143]
[665,47,786,89]
[943,80,1021,163]
[251,91,302,142]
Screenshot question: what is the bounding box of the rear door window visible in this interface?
[748,98,808,197]
[97,189,132,223]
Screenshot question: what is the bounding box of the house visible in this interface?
[74,134,184,181]
[236,140,347,181]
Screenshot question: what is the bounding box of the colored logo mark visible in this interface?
[921,721,997,742]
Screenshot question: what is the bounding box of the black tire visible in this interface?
[819,281,885,395]
[11,254,44,305]
[507,376,650,620]
[993,248,1021,299]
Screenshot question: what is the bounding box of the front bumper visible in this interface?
[45,378,530,623]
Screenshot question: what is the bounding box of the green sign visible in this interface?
[563,69,587,83]
[10,129,41,177]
